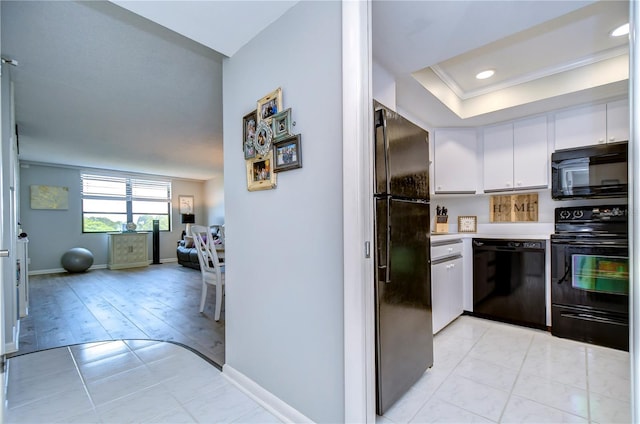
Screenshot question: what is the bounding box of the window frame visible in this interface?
[81,172,172,234]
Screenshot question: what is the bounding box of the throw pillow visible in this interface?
[184,236,195,248]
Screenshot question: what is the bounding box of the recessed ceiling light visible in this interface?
[476,69,495,80]
[611,23,629,37]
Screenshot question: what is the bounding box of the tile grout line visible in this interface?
[584,346,592,423]
[496,329,536,423]
[410,319,498,423]
[67,345,100,418]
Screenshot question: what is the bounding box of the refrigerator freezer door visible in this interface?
[374,105,430,200]
[375,198,433,414]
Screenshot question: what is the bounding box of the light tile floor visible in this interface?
[4,316,630,423]
[4,340,280,423]
[378,316,631,424]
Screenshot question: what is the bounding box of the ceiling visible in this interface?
[1,1,295,180]
[1,1,630,180]
[373,0,629,128]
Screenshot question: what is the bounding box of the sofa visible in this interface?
[177,238,201,269]
[176,225,224,270]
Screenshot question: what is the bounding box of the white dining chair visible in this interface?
[191,224,225,321]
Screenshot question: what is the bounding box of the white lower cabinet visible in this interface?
[108,232,149,270]
[431,240,464,334]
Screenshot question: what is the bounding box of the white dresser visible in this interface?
[107,232,149,270]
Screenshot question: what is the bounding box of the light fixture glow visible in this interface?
[611,23,629,37]
[475,69,495,80]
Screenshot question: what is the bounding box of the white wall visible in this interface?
[222,2,344,422]
[373,60,396,111]
[19,163,208,271]
[205,173,224,225]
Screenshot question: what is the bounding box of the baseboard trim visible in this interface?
[29,258,179,275]
[222,364,313,424]
[29,264,107,276]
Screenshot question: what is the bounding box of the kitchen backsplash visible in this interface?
[431,189,627,233]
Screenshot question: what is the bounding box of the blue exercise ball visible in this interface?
[61,247,94,273]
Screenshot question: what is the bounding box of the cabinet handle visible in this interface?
[517,181,522,186]
[609,137,615,142]
[598,138,605,143]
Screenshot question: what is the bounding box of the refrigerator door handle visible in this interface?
[375,109,391,195]
[385,197,391,283]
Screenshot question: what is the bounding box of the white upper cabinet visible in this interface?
[606,99,629,144]
[483,116,548,192]
[483,123,513,192]
[513,116,548,190]
[433,129,477,194]
[554,100,628,150]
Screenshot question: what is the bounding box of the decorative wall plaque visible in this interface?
[490,193,538,222]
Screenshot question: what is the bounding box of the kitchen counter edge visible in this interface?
[430,233,550,243]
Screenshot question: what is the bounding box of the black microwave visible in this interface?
[551,141,628,200]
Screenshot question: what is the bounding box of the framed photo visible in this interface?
[272,108,292,142]
[254,120,273,156]
[246,151,277,191]
[257,87,283,124]
[179,195,194,214]
[273,134,302,173]
[458,215,477,233]
[243,110,257,155]
[244,142,256,160]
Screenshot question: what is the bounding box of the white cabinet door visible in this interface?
[606,99,629,143]
[447,257,464,324]
[513,116,548,190]
[433,129,477,194]
[431,260,448,334]
[431,256,464,334]
[483,123,514,192]
[554,104,606,150]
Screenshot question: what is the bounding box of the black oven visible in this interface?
[551,141,628,200]
[550,205,629,351]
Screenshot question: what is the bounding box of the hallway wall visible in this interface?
[222,2,344,422]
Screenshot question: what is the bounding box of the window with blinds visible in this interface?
[81,173,171,233]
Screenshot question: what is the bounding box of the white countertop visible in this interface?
[431,232,551,243]
[431,222,553,243]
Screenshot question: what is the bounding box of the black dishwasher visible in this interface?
[472,239,546,329]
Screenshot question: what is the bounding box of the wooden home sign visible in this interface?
[490,194,538,223]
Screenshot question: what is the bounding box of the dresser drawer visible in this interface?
[431,240,463,261]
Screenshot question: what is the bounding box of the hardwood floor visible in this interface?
[12,263,225,367]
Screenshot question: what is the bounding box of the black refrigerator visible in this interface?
[374,102,433,415]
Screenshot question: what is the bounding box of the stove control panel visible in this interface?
[555,205,628,223]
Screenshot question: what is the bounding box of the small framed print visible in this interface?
[458,215,477,233]
[244,142,256,160]
[254,120,273,156]
[246,151,277,191]
[271,108,292,142]
[243,110,257,157]
[273,134,302,173]
[179,195,194,214]
[257,87,283,124]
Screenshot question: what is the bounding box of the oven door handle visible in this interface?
[557,262,571,285]
[552,240,627,247]
[561,312,628,326]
